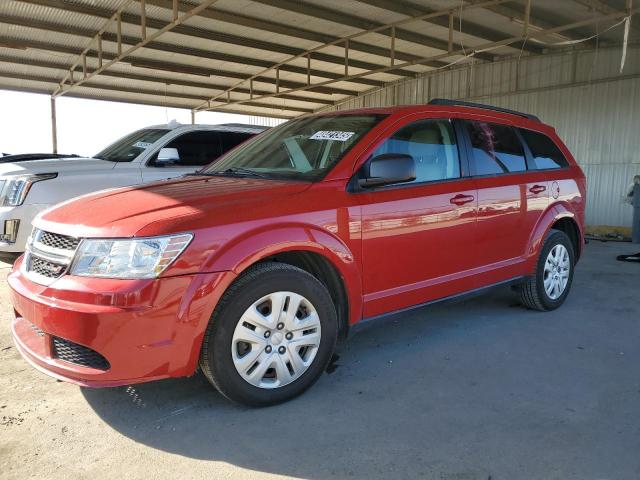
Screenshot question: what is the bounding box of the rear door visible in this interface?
[358,116,478,318]
[461,120,548,285]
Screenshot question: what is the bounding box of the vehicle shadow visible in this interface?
[81,287,534,480]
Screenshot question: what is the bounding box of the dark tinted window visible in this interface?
[150,131,254,167]
[220,132,255,152]
[373,119,460,184]
[466,121,527,175]
[520,129,569,170]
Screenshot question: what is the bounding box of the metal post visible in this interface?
[97,34,103,68]
[523,0,531,36]
[141,0,147,40]
[191,110,195,125]
[633,177,640,243]
[116,12,122,56]
[344,39,349,77]
[390,25,396,66]
[448,11,454,52]
[50,97,58,154]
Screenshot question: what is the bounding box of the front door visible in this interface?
[358,117,478,318]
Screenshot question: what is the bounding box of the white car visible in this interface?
[0,122,267,253]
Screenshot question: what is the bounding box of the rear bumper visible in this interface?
[9,262,235,387]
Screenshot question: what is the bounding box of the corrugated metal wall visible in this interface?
[320,46,640,229]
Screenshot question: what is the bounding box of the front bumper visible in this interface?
[0,204,48,253]
[9,259,235,387]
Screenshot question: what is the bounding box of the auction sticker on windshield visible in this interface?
[133,141,153,149]
[309,131,355,142]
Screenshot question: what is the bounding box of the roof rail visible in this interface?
[428,98,540,122]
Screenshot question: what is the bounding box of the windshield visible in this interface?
[200,114,385,181]
[94,129,168,162]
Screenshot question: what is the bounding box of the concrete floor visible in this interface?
[1,241,639,480]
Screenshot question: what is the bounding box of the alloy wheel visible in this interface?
[543,244,571,300]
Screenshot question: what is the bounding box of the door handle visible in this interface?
[450,194,475,206]
[529,184,547,194]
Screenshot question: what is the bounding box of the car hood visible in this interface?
[0,157,115,176]
[35,175,313,238]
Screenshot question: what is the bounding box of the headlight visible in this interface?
[0,173,57,206]
[70,234,193,279]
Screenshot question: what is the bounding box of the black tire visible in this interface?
[199,262,338,407]
[519,229,575,311]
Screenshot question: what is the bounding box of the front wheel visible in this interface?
[519,229,575,311]
[199,262,338,407]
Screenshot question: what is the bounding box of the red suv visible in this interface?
[9,100,586,406]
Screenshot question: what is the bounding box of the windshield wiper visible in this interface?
[203,167,272,179]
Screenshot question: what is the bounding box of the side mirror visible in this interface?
[359,153,416,188]
[156,147,180,164]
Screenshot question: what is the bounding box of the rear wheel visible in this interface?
[199,262,337,407]
[520,229,575,311]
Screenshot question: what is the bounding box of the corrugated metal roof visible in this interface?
[1,0,636,118]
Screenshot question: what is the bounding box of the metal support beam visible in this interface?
[1,14,387,88]
[524,0,531,36]
[1,70,317,113]
[191,110,195,125]
[50,97,57,154]
[0,34,360,97]
[251,0,497,61]
[198,0,512,110]
[53,0,221,97]
[138,0,446,64]
[199,7,639,112]
[140,0,147,40]
[20,0,432,77]
[356,0,543,54]
[0,51,338,105]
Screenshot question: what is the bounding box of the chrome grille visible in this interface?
[52,337,110,370]
[29,256,67,279]
[24,229,80,285]
[39,231,80,251]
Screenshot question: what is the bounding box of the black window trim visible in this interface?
[348,117,470,193]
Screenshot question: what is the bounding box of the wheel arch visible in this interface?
[525,202,584,272]
[203,224,363,336]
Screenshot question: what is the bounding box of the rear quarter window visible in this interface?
[519,129,569,170]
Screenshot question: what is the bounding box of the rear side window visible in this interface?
[372,119,460,184]
[465,121,527,175]
[519,129,569,170]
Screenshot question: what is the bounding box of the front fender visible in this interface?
[524,202,580,273]
[200,223,363,326]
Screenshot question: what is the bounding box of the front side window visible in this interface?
[94,129,168,162]
[372,119,460,184]
[149,131,222,167]
[466,121,527,175]
[519,129,569,170]
[200,114,385,181]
